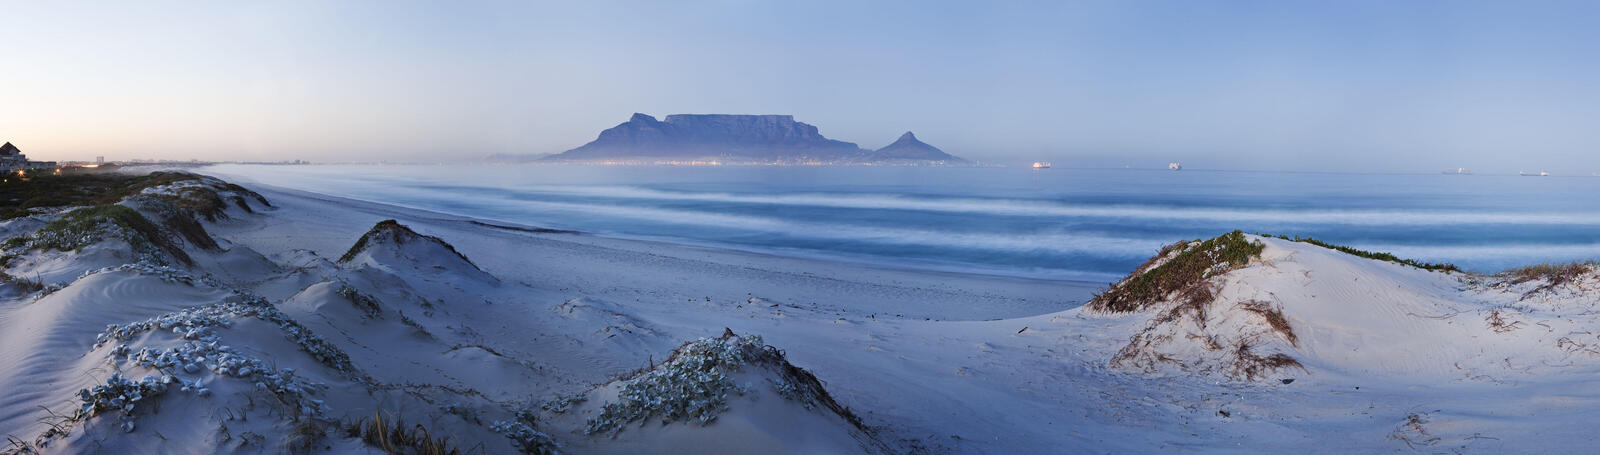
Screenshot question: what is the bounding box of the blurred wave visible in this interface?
[205,164,1600,281]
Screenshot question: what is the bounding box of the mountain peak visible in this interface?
[871,131,963,163]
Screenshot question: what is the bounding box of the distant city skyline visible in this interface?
[3,1,1598,173]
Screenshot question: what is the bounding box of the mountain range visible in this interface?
[536,113,964,163]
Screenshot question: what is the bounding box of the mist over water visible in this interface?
[205,164,1600,282]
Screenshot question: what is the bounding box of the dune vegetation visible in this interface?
[1089,230,1264,314]
[1260,233,1460,273]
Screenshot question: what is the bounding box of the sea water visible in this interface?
[205,164,1600,282]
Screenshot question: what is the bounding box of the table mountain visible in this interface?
[544,113,965,164]
[547,113,864,161]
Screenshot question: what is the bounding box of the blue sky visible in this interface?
[2,1,1597,172]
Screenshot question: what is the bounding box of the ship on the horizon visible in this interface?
[1168,162,1182,171]
[1032,161,1052,169]
[1443,167,1471,175]
[1520,171,1551,177]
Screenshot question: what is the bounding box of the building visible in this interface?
[0,142,59,171]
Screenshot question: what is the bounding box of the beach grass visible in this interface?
[34,205,163,250]
[0,168,268,221]
[1089,230,1263,314]
[1501,261,1594,284]
[0,169,197,219]
[346,412,463,455]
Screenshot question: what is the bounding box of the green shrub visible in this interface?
[1261,234,1460,273]
[1089,230,1263,313]
[585,329,868,436]
[25,205,189,264]
[0,171,269,221]
[1,171,199,219]
[336,284,382,317]
[585,334,762,434]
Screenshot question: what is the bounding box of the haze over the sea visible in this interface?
[4,0,1599,173]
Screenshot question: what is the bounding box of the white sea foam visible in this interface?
[203,164,1600,278]
[465,198,1167,257]
[509,185,1600,226]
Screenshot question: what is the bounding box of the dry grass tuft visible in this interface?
[1388,412,1441,449]
[1502,261,1592,285]
[284,419,329,454]
[346,412,463,455]
[1485,308,1525,333]
[754,342,872,432]
[1152,292,1210,331]
[1231,342,1305,381]
[2,435,38,455]
[1500,261,1595,299]
[1237,300,1297,347]
[0,273,45,294]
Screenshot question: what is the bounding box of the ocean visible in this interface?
[204,164,1600,283]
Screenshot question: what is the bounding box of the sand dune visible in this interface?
[1092,234,1600,382]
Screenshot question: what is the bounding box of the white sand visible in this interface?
[2,173,1599,454]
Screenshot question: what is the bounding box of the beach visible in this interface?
[2,171,1600,454]
[9,1,1600,452]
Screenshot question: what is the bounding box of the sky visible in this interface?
[2,0,1598,172]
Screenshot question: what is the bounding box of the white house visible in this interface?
[0,142,58,171]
